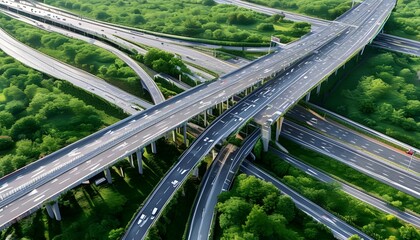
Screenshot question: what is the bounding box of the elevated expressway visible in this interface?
[124,1,396,238]
[0,6,354,230]
[217,0,420,57]
[0,11,164,107]
[0,0,395,235]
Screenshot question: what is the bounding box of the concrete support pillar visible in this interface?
[193,166,199,177]
[151,141,157,154]
[172,130,176,142]
[136,148,143,174]
[46,204,55,219]
[343,63,346,70]
[226,100,229,109]
[305,91,311,102]
[275,117,284,141]
[104,168,112,184]
[261,125,271,152]
[52,201,61,221]
[219,103,222,115]
[183,123,188,146]
[212,149,217,160]
[207,108,213,116]
[316,84,321,95]
[335,69,338,76]
[129,154,135,168]
[203,111,207,127]
[360,46,365,55]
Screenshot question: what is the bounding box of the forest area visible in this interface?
[214,174,333,239]
[0,49,122,178]
[44,0,310,44]
[0,13,148,99]
[325,49,420,148]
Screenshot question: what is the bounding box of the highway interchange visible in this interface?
[0,0,418,239]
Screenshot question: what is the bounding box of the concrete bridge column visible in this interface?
[305,91,311,102]
[343,63,346,70]
[275,117,284,141]
[45,203,55,219]
[104,168,112,184]
[128,154,135,168]
[52,201,61,221]
[136,148,143,174]
[151,142,157,154]
[360,46,365,55]
[316,84,321,95]
[335,69,338,76]
[203,111,207,127]
[261,124,271,152]
[183,123,188,146]
[172,130,177,142]
[207,108,213,116]
[212,149,217,160]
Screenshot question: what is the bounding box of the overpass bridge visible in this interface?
[124,0,396,238]
[0,0,395,235]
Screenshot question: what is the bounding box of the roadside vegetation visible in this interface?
[44,0,311,44]
[1,139,183,240]
[385,0,420,41]
[255,144,420,240]
[0,49,123,178]
[214,173,334,239]
[276,137,420,214]
[0,13,150,100]
[322,48,420,148]
[244,0,352,20]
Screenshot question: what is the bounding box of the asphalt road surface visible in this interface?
[270,148,420,228]
[281,120,420,198]
[240,160,373,240]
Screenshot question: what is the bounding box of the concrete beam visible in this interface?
[104,168,112,184]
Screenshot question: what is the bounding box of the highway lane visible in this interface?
[125,1,396,235]
[286,105,419,173]
[270,148,420,228]
[188,129,260,240]
[0,16,350,229]
[372,33,420,56]
[254,0,396,124]
[281,120,420,198]
[240,160,372,240]
[218,0,420,57]
[0,0,394,232]
[0,0,239,75]
[0,28,152,112]
[2,10,165,105]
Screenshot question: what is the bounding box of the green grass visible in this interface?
[276,137,420,214]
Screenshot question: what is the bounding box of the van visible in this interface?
[151,208,158,219]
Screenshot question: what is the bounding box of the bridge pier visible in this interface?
[151,141,157,154]
[128,154,135,168]
[207,108,213,116]
[316,84,321,95]
[360,46,365,55]
[136,148,143,174]
[275,117,284,141]
[104,168,112,184]
[305,91,311,102]
[183,123,188,146]
[261,124,271,152]
[172,130,176,142]
[203,111,207,127]
[46,201,61,221]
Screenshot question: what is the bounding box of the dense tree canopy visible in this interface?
[216,174,333,239]
[0,49,119,178]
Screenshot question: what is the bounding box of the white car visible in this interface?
[151,208,158,220]
[137,214,146,225]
